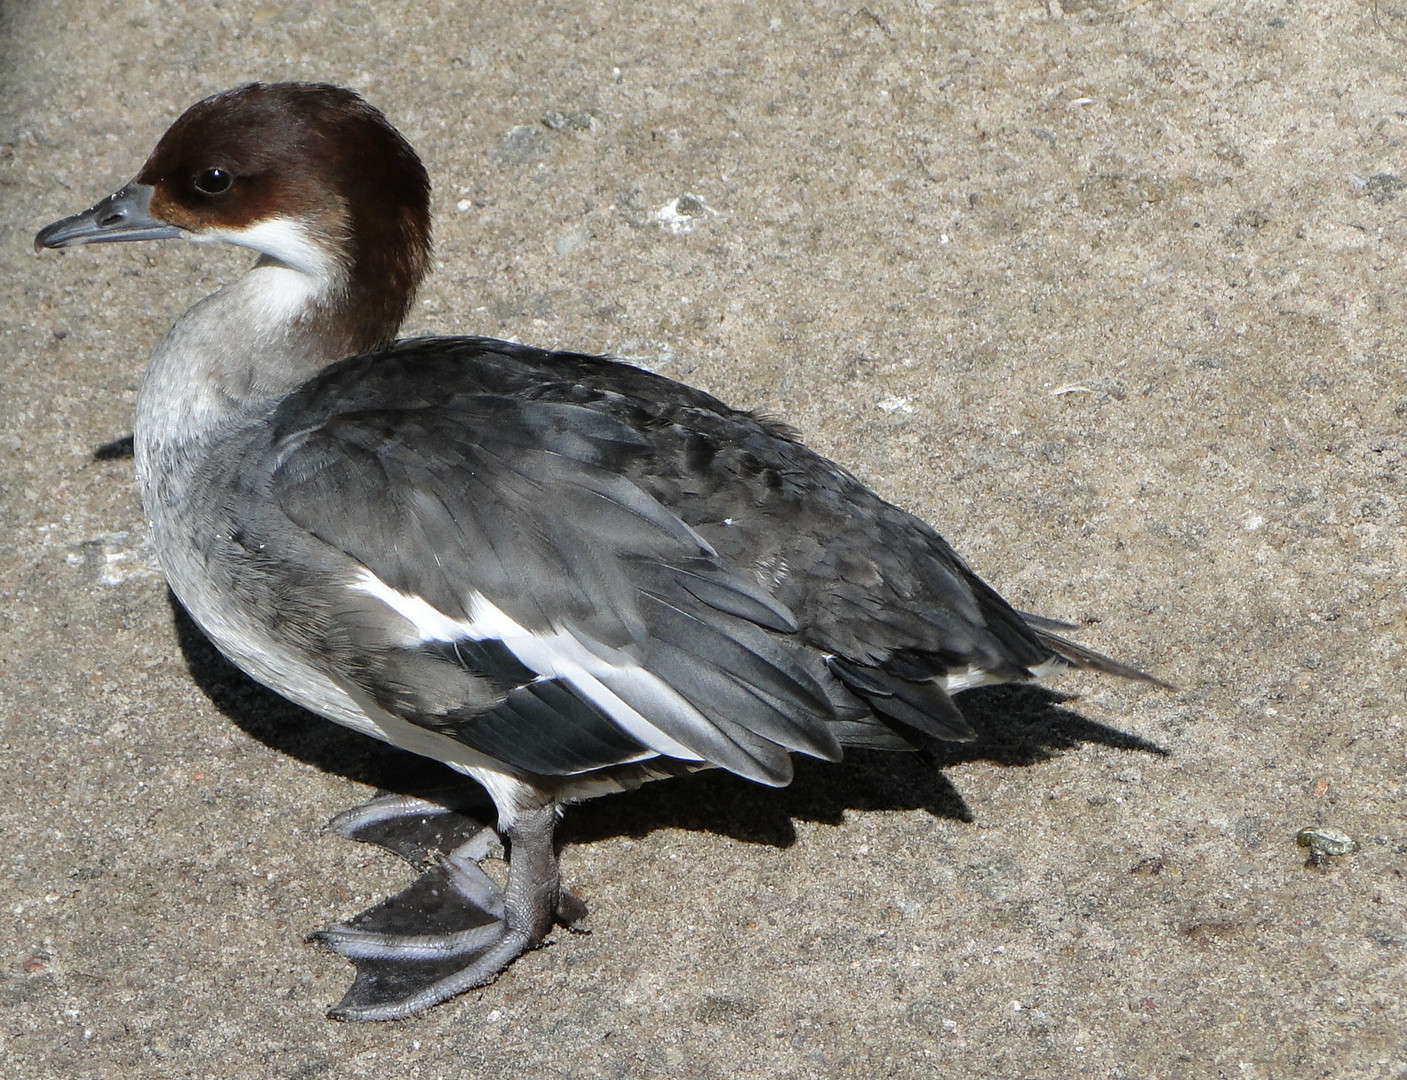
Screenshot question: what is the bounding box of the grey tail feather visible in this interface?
[1032,626,1175,690]
[1015,610,1078,632]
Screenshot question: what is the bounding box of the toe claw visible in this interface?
[556,885,589,927]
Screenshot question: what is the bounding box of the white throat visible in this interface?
[194,217,349,319]
[133,216,351,508]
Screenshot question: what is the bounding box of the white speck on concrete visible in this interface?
[652,195,716,234]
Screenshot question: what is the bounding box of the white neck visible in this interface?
[133,251,347,511]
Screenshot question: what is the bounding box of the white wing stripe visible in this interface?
[351,569,478,641]
[941,657,1066,692]
[349,569,705,762]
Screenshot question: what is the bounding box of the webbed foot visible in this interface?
[310,795,583,1020]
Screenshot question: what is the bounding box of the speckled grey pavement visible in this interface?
[2,2,1404,1077]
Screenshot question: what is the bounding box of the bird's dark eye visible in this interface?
[193,167,234,195]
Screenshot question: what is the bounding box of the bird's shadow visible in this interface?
[93,434,136,460]
[172,596,1168,853]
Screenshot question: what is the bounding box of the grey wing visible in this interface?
[267,394,847,786]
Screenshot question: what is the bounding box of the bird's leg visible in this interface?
[310,796,583,1021]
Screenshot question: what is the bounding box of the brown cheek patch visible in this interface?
[145,174,304,235]
[145,186,208,232]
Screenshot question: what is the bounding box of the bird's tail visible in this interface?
[1019,611,1174,689]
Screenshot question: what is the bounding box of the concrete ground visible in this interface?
[2,1,1404,1077]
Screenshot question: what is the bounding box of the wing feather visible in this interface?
[232,339,1156,789]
